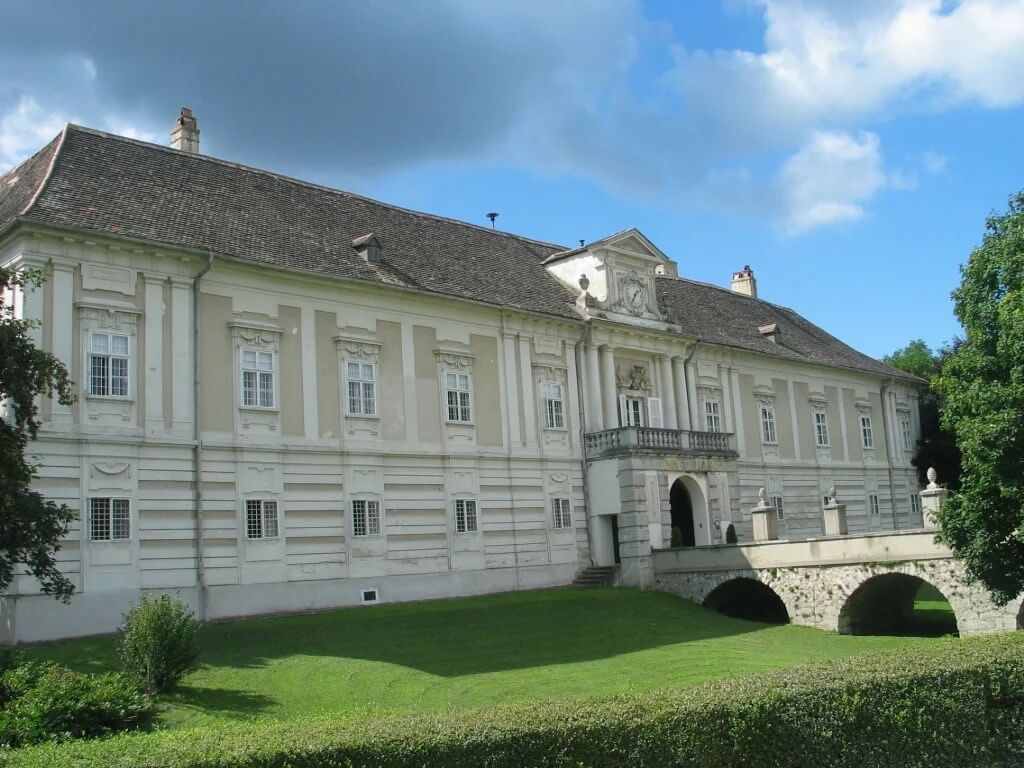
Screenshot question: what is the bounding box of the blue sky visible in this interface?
[2,1,1023,358]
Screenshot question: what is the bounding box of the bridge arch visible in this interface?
[837,570,959,636]
[703,577,790,624]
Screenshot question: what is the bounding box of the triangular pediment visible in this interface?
[590,228,668,265]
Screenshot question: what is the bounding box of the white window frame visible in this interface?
[542,382,565,430]
[454,498,478,533]
[620,395,644,427]
[813,410,830,447]
[771,495,784,521]
[351,499,382,537]
[89,497,131,541]
[240,348,276,409]
[910,493,922,516]
[445,372,473,424]
[552,498,573,529]
[345,360,378,417]
[868,493,880,516]
[87,331,131,398]
[860,414,874,449]
[704,400,721,433]
[900,415,912,450]
[245,499,280,540]
[760,404,777,445]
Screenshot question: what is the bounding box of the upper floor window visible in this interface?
[552,498,573,529]
[760,404,777,445]
[454,499,478,533]
[621,396,644,427]
[868,493,880,516]
[445,373,472,423]
[241,349,275,408]
[542,383,565,430]
[704,400,721,433]
[89,497,130,541]
[88,332,130,397]
[813,410,830,447]
[860,414,874,449]
[352,499,381,537]
[771,495,784,521]
[900,416,912,450]
[245,499,279,539]
[346,361,377,416]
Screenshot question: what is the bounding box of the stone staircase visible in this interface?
[570,565,616,588]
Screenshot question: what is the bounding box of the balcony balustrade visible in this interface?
[584,426,738,460]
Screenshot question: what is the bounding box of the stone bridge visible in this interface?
[653,530,1023,635]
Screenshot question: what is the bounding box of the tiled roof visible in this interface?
[0,124,913,380]
[655,276,916,380]
[0,125,580,319]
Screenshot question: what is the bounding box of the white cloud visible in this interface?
[922,150,947,174]
[779,131,887,234]
[0,97,67,171]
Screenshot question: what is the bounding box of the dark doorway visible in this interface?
[670,479,696,547]
[839,575,958,636]
[610,516,621,564]
[703,578,790,624]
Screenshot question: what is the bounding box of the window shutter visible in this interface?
[647,397,663,428]
[618,394,628,427]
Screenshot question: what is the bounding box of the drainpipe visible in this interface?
[192,253,214,621]
[576,323,595,565]
[880,377,898,530]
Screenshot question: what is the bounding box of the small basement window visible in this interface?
[360,588,379,605]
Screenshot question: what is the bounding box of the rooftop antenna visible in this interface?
[579,239,585,247]
[486,212,499,229]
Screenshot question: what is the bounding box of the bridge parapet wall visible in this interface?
[654,533,1021,635]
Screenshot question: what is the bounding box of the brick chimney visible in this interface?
[731,265,757,298]
[171,107,200,153]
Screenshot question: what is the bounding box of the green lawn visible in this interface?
[27,588,928,730]
[911,582,959,636]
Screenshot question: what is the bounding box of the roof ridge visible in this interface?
[20,124,69,217]
[62,124,569,253]
[655,273,797,315]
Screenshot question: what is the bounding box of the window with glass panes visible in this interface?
[89,497,130,541]
[771,495,784,521]
[704,400,721,432]
[760,404,777,444]
[351,499,381,537]
[900,416,912,450]
[88,332,130,397]
[241,350,274,408]
[814,410,829,446]
[860,414,874,448]
[454,499,478,533]
[868,494,880,515]
[910,493,922,516]
[445,373,472,422]
[542,383,565,429]
[346,361,376,415]
[552,498,572,529]
[622,396,644,427]
[245,499,279,539]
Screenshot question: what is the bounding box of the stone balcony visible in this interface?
[583,426,738,460]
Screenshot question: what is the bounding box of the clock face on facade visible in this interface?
[624,276,647,311]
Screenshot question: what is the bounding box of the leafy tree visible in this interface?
[0,265,76,600]
[883,339,962,490]
[934,191,1024,604]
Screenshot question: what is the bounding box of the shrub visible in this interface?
[725,522,738,543]
[0,662,153,747]
[6,632,1023,767]
[118,593,199,692]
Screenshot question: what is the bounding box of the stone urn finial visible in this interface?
[758,486,767,504]
[827,485,836,503]
[578,274,590,292]
[926,467,939,490]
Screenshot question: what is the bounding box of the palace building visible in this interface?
[0,109,922,641]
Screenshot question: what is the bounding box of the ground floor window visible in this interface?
[89,497,130,541]
[352,499,381,537]
[868,494,880,516]
[552,498,572,529]
[910,493,922,516]
[771,495,784,521]
[455,499,478,533]
[246,499,279,539]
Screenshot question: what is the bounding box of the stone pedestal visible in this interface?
[750,488,778,542]
[920,468,948,531]
[823,503,848,536]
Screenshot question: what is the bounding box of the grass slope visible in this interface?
[27,588,926,730]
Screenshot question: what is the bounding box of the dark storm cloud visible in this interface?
[2,0,643,178]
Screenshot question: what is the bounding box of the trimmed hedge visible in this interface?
[6,633,1024,767]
